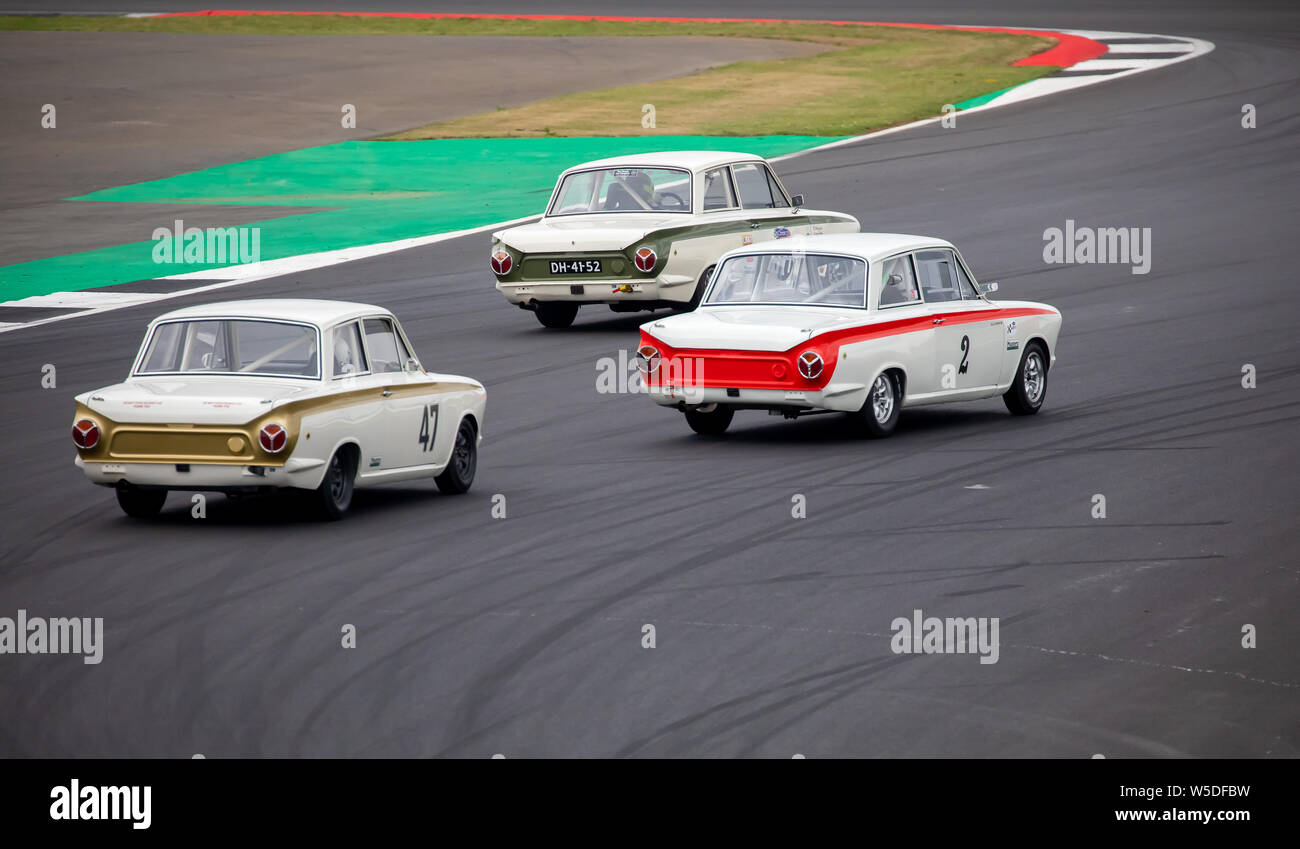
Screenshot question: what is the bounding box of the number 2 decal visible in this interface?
[958,335,970,375]
[418,403,439,452]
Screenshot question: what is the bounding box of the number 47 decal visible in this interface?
[418,403,439,452]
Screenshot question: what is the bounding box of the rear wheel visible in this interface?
[435,418,477,494]
[314,448,355,520]
[857,371,901,438]
[1003,342,1048,415]
[115,484,166,518]
[684,404,733,436]
[687,264,715,310]
[534,302,579,329]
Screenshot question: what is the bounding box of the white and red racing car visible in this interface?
[637,233,1062,436]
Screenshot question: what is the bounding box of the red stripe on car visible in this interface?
[642,307,1054,391]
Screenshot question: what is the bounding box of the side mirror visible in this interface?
[979,281,999,295]
[887,273,904,286]
[790,194,805,208]
[404,357,422,373]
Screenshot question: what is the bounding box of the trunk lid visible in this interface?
[79,377,314,425]
[496,214,681,253]
[643,306,866,352]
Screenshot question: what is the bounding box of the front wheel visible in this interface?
[1003,342,1048,415]
[116,484,166,518]
[684,404,733,436]
[435,418,477,494]
[314,448,355,520]
[856,371,901,438]
[534,302,579,329]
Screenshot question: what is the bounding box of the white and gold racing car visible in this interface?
[71,299,486,519]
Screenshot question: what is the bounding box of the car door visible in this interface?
[686,165,752,287]
[359,315,443,471]
[915,249,1003,393]
[328,319,391,470]
[872,253,937,398]
[732,161,806,242]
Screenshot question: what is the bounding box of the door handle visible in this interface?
[750,222,762,229]
[381,390,393,397]
[933,317,945,325]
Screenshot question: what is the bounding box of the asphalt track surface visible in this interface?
[0,31,817,264]
[1,2,1298,757]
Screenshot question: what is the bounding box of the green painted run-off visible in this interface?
[0,136,843,301]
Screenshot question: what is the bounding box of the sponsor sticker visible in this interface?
[101,463,126,474]
[741,234,754,246]
[1007,320,1017,335]
[774,227,791,239]
[1007,340,1020,351]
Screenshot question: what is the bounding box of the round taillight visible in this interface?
[635,344,661,374]
[259,423,288,453]
[71,419,99,449]
[490,250,513,276]
[797,351,824,380]
[634,247,657,273]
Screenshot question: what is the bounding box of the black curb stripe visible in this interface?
[82,279,227,293]
[0,306,88,322]
[1049,68,1129,77]
[1103,51,1192,60]
[1097,36,1192,44]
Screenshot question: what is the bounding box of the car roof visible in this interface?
[151,299,391,327]
[725,232,958,262]
[564,150,767,173]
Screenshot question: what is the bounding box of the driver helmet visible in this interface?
[628,171,654,204]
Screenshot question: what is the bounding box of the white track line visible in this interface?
[3,291,164,309]
[1100,42,1197,53]
[0,218,537,335]
[0,27,1215,335]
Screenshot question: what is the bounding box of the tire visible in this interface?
[684,404,733,436]
[1003,342,1048,415]
[687,264,715,311]
[857,371,901,438]
[115,484,166,518]
[534,301,579,329]
[434,418,477,494]
[314,448,355,520]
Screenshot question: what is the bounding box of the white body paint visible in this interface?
[491,151,858,308]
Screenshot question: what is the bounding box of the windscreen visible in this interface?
[705,253,868,308]
[549,167,691,214]
[137,319,320,378]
